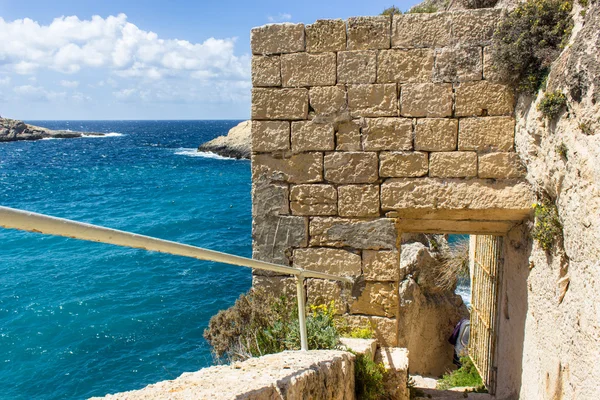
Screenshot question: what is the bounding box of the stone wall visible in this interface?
[250,10,533,348]
[91,350,355,400]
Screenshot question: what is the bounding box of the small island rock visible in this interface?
[0,117,104,142]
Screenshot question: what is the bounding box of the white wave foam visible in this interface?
[82,132,124,138]
[174,148,235,160]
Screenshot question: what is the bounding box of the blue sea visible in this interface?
[0,121,252,399]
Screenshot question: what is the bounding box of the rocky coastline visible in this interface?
[197,120,251,159]
[0,118,104,142]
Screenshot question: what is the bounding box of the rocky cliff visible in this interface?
[512,3,600,398]
[198,120,251,159]
[0,118,104,142]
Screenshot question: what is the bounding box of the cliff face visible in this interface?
[0,118,103,142]
[198,120,251,159]
[514,4,600,398]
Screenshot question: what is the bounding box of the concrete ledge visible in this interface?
[91,350,355,400]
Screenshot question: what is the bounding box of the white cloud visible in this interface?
[0,14,249,82]
[13,85,66,102]
[60,80,79,88]
[267,13,292,23]
[0,76,10,85]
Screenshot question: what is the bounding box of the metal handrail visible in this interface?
[0,205,354,351]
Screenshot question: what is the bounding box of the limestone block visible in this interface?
[377,49,434,83]
[376,347,410,400]
[91,350,356,399]
[291,121,335,152]
[433,46,483,82]
[338,185,380,217]
[339,338,378,362]
[346,16,391,50]
[253,215,307,266]
[305,19,346,52]
[458,116,515,151]
[379,151,429,178]
[392,13,451,48]
[252,275,296,296]
[252,177,289,217]
[294,247,361,277]
[251,55,281,87]
[401,83,453,117]
[351,282,398,318]
[362,117,412,151]
[483,46,506,83]
[251,23,305,55]
[337,50,377,84]
[252,121,290,152]
[281,52,337,87]
[451,9,502,46]
[380,178,534,221]
[252,152,322,183]
[290,184,337,215]
[363,250,400,281]
[478,152,526,179]
[252,88,308,120]
[414,118,457,151]
[344,315,398,347]
[309,217,397,249]
[324,152,378,184]
[309,86,347,116]
[348,84,398,117]
[336,120,361,151]
[429,152,477,178]
[455,81,514,116]
[307,279,348,314]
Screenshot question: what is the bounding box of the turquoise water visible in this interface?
[0,121,252,399]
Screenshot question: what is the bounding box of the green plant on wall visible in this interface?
[538,91,567,118]
[532,201,562,251]
[354,353,387,400]
[491,0,573,93]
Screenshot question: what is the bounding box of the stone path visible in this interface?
[411,375,493,400]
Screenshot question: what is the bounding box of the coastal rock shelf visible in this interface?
[0,118,104,142]
[197,120,251,159]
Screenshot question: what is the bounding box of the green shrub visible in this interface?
[204,293,342,362]
[381,6,402,15]
[437,356,485,390]
[532,201,562,251]
[491,0,573,93]
[538,91,567,118]
[578,121,593,135]
[284,302,340,350]
[556,142,568,159]
[408,3,438,13]
[354,353,387,400]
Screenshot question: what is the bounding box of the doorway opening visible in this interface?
[399,233,503,397]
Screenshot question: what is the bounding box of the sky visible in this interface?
[0,0,419,120]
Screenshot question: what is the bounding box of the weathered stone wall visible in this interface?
[250,10,533,349]
[91,350,355,400]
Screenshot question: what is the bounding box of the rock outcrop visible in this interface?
[198,120,251,159]
[397,235,469,376]
[511,4,600,398]
[0,118,104,142]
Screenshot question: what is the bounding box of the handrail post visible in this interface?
[296,275,308,351]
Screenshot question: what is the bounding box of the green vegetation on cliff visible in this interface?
[491,0,574,93]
